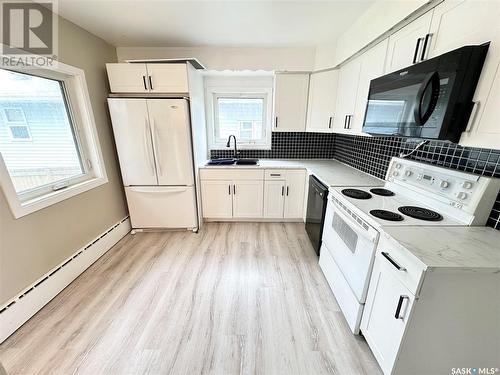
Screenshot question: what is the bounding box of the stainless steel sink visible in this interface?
[206,158,259,166]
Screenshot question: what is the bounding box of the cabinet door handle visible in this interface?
[270,173,281,177]
[343,115,348,129]
[233,184,236,195]
[381,252,406,271]
[275,116,278,128]
[328,116,333,129]
[286,186,289,196]
[395,295,410,319]
[420,33,432,61]
[148,76,154,90]
[142,75,148,90]
[413,38,423,64]
[228,185,231,195]
[281,186,284,196]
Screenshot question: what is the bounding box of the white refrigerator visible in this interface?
[107,98,198,230]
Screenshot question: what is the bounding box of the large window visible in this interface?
[0,63,107,218]
[205,76,273,150]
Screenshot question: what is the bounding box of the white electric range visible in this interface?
[319,157,500,334]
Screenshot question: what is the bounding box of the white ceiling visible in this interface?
[57,0,375,47]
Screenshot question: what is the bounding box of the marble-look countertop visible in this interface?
[382,226,500,270]
[199,159,383,187]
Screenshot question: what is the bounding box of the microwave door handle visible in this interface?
[414,71,440,126]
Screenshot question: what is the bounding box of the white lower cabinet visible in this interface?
[201,180,233,219]
[232,180,264,218]
[200,168,305,220]
[263,169,306,219]
[264,180,286,218]
[361,254,415,375]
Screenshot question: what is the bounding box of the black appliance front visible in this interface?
[305,175,328,256]
[362,44,489,143]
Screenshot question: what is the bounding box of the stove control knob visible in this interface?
[457,192,468,200]
[392,171,399,177]
[440,181,449,188]
[462,181,473,189]
[395,163,402,169]
[405,170,412,177]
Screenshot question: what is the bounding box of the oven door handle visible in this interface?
[331,201,378,243]
[414,71,440,126]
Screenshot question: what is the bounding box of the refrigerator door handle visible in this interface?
[144,118,155,176]
[151,118,162,176]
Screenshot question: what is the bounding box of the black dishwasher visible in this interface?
[305,175,328,256]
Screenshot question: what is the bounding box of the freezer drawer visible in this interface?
[125,186,197,229]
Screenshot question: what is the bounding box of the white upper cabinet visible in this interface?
[426,0,500,149]
[106,63,189,93]
[384,11,433,73]
[306,70,339,133]
[106,63,149,93]
[333,57,362,133]
[273,73,310,132]
[146,64,189,93]
[351,38,389,133]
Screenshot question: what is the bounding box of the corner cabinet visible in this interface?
[106,63,189,93]
[425,0,500,149]
[306,70,338,133]
[273,73,310,132]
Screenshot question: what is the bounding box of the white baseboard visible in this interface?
[0,217,131,343]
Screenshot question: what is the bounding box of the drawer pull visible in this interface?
[395,295,409,319]
[381,252,406,272]
[270,173,281,177]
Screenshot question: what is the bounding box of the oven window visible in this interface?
[332,213,358,253]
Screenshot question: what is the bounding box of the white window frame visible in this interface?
[0,61,108,219]
[205,75,273,150]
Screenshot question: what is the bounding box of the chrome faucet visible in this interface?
[226,135,238,158]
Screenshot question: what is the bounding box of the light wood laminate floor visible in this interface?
[0,223,381,375]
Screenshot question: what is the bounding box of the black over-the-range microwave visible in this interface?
[362,43,489,143]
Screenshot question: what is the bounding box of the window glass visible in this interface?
[0,69,84,194]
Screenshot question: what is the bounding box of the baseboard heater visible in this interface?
[0,217,131,343]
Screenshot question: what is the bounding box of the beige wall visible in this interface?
[117,46,316,71]
[0,17,127,305]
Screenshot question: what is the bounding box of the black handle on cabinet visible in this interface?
[233,184,236,194]
[381,252,406,271]
[142,75,148,90]
[413,38,423,64]
[281,186,284,196]
[270,173,281,177]
[286,186,289,196]
[420,33,432,61]
[395,295,409,319]
[343,115,348,129]
[348,115,352,129]
[275,117,278,128]
[328,116,333,129]
[148,76,154,90]
[228,185,231,195]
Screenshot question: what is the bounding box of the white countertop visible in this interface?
[382,226,500,270]
[199,159,383,187]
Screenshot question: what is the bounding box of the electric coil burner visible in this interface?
[370,188,395,197]
[369,209,404,221]
[342,189,372,200]
[398,206,443,221]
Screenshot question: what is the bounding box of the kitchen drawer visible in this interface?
[376,233,426,296]
[265,169,287,180]
[200,169,264,181]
